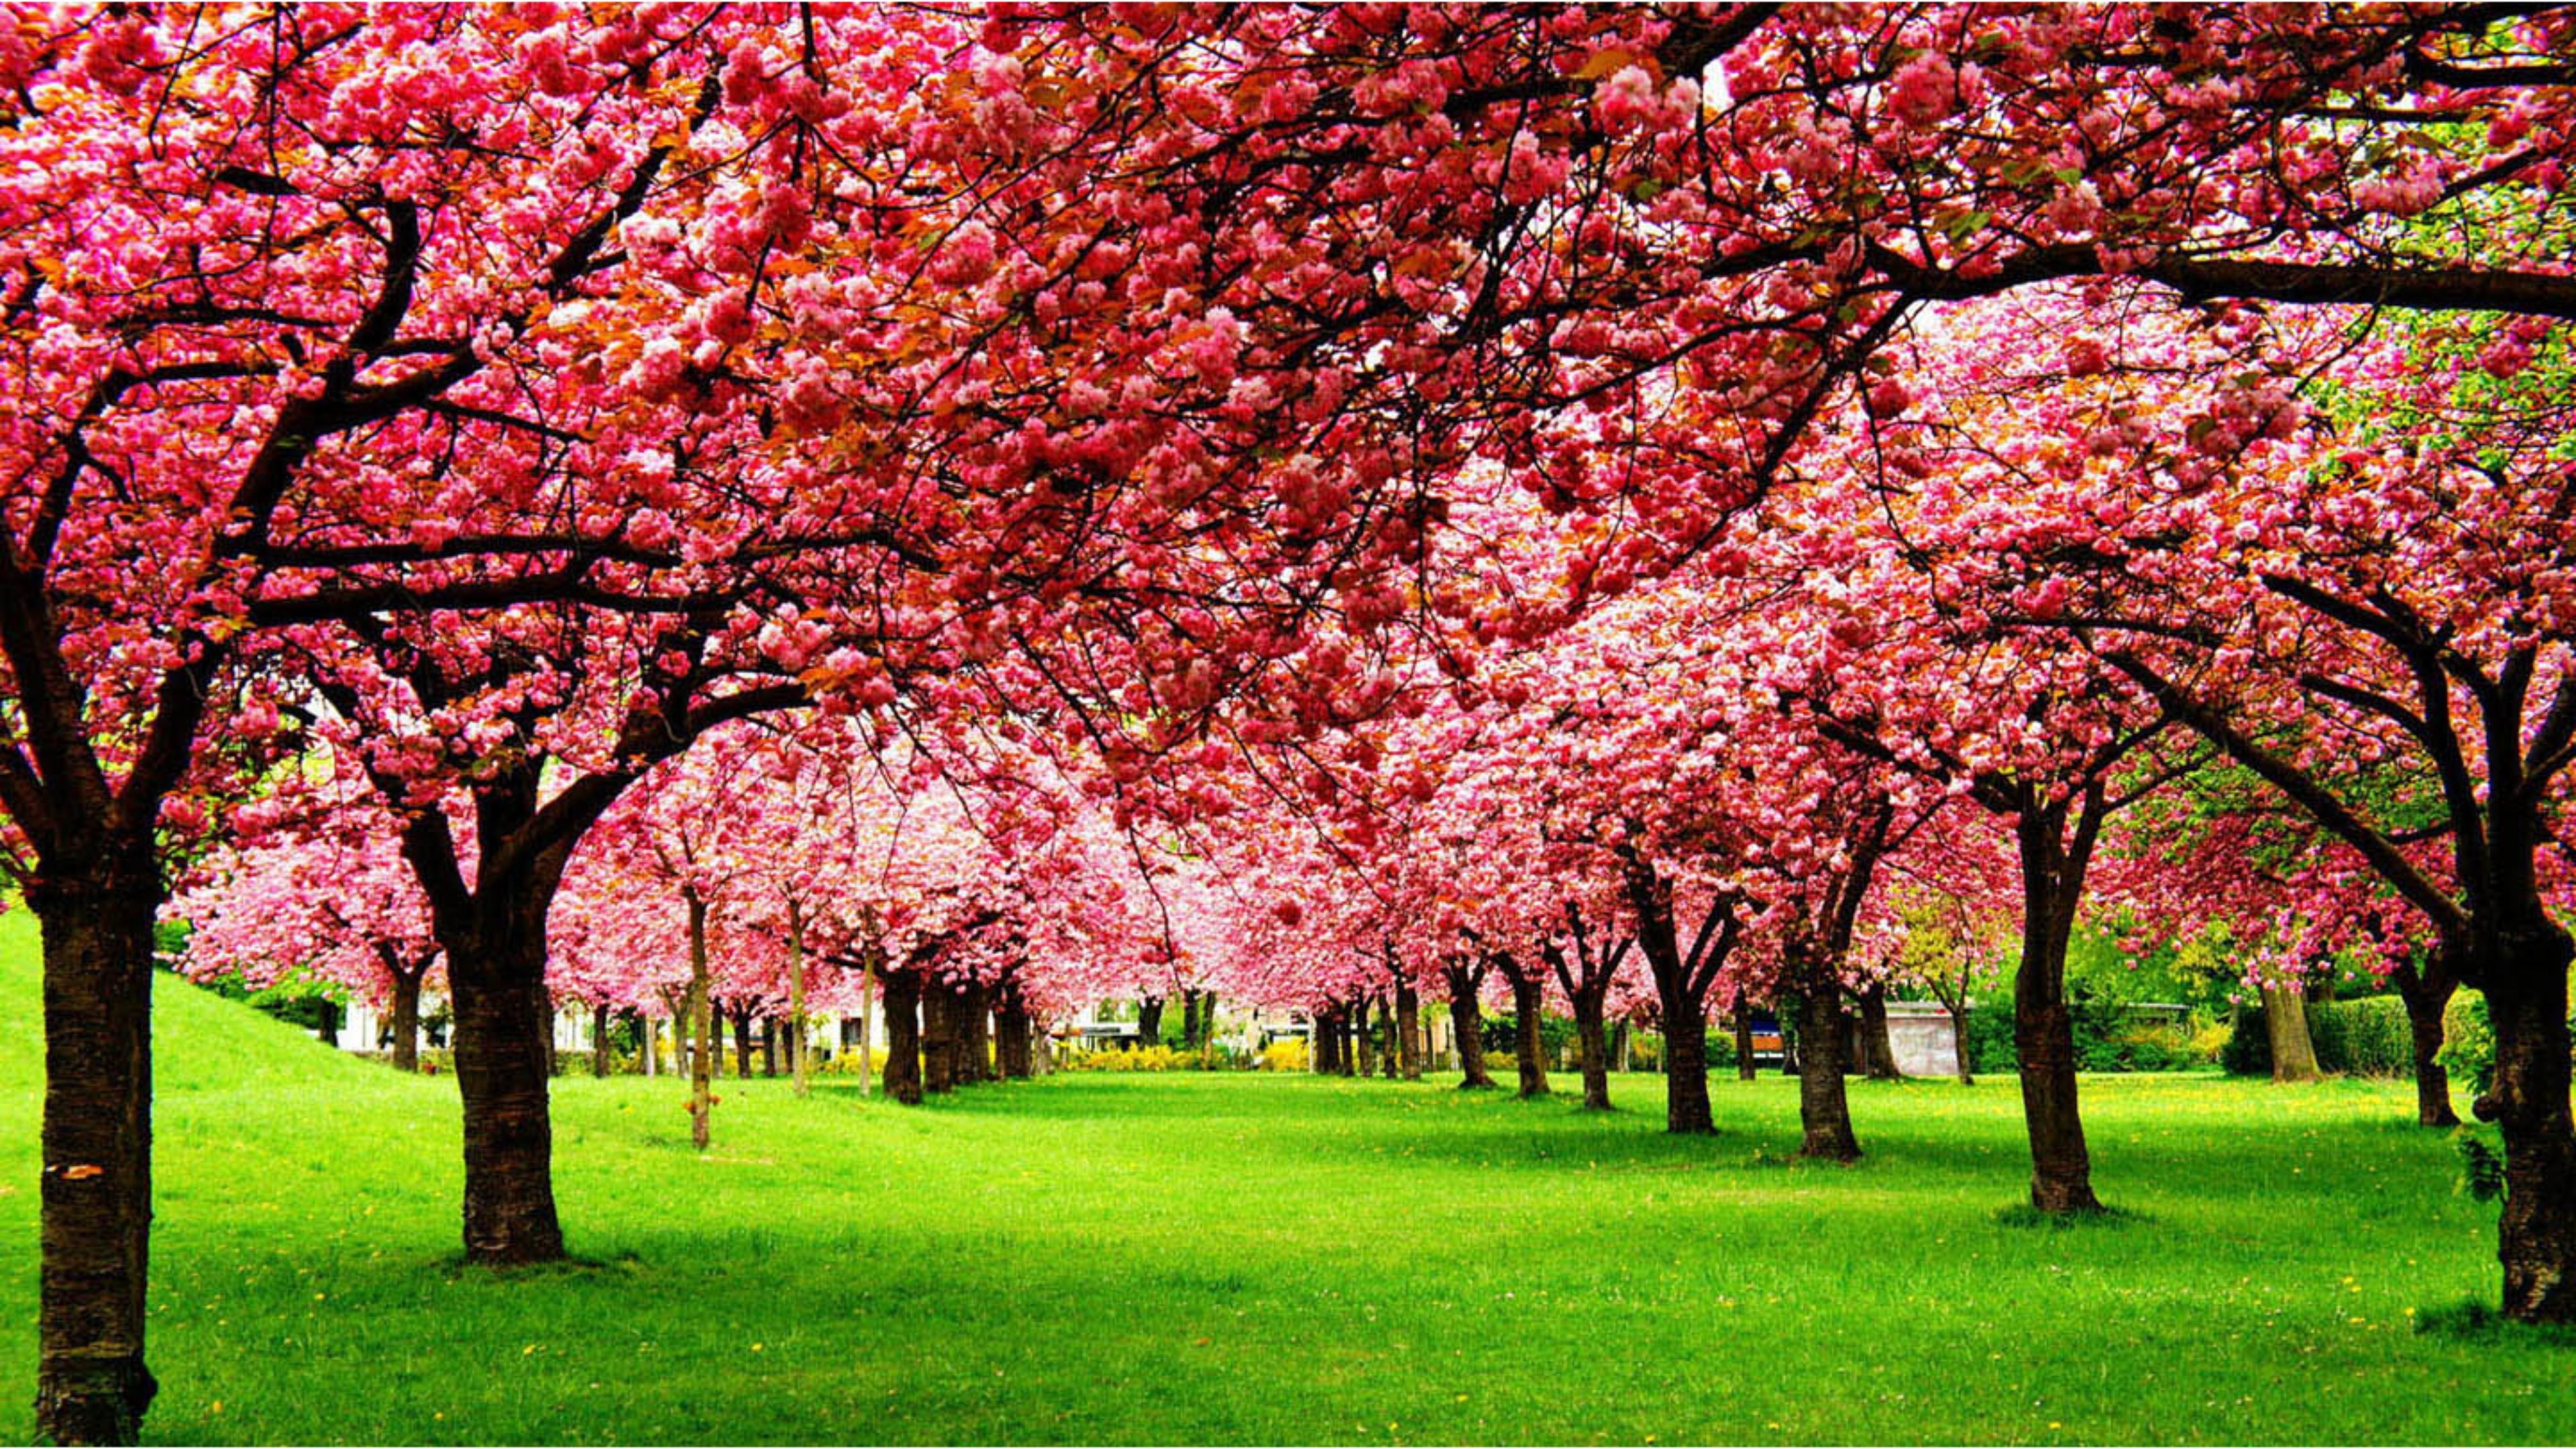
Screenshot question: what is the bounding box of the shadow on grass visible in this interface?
[2412,1299,2576,1347]
[1991,1202,2151,1230]
[436,1248,647,1280]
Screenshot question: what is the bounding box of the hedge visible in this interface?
[2228,998,2416,1077]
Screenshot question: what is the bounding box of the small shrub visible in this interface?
[2455,1130,2506,1203]
[1066,1044,1243,1072]
[2437,992,2496,1098]
[2221,1006,2272,1077]
[1965,1008,2019,1073]
[2186,1015,2235,1065]
[2316,997,2412,1078]
[1629,1031,1665,1073]
[1258,1038,1310,1073]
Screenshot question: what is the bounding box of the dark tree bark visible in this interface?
[1542,909,1628,1114]
[1732,1003,1758,1083]
[1376,997,1400,1079]
[592,1002,612,1079]
[32,863,161,1445]
[1662,999,1713,1133]
[1948,1004,1976,1086]
[2012,797,2105,1214]
[879,967,924,1106]
[921,982,958,1095]
[1496,958,1551,1098]
[1311,1006,1342,1074]
[2391,953,2460,1127]
[1860,983,1904,1081]
[2483,926,2576,1321]
[994,981,1034,1079]
[729,1001,755,1080]
[1792,988,1862,1161]
[1567,983,1612,1111]
[1394,975,1424,1080]
[1354,996,1379,1077]
[430,857,574,1259]
[1444,959,1495,1089]
[1136,994,1165,1051]
[959,979,992,1084]
[761,1017,777,1077]
[1619,851,1746,1135]
[379,949,429,1074]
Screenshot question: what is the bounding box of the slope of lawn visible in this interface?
[2,918,2567,1446]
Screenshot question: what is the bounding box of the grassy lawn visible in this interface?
[2,912,2567,1446]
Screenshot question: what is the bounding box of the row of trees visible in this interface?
[6,5,2572,1440]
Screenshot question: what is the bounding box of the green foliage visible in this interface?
[1964,1006,2019,1073]
[2230,997,2413,1078]
[2437,992,2496,1098]
[2455,1130,2507,1205]
[2222,1006,2272,1077]
[1966,991,2210,1074]
[2308,997,2414,1079]
[1481,1010,1574,1059]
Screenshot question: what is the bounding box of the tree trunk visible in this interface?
[879,967,922,1105]
[856,947,878,1099]
[2481,920,2576,1323]
[1354,997,1379,1078]
[1792,989,1861,1161]
[1662,995,1714,1134]
[995,981,1034,1079]
[641,1013,659,1077]
[788,902,810,1099]
[32,865,162,1445]
[728,1003,753,1080]
[1505,966,1550,1098]
[388,967,425,1074]
[2402,991,2457,1127]
[445,889,570,1262]
[1312,1006,1342,1074]
[1860,983,1904,1081]
[2262,984,2323,1083]
[1446,965,1494,1089]
[960,979,992,1083]
[1949,1003,1976,1087]
[1137,994,1165,1051]
[1395,979,1423,1080]
[1733,1003,1758,1082]
[1340,1003,1361,1077]
[685,894,716,1150]
[921,981,957,1095]
[2013,805,2103,1214]
[592,1003,612,1079]
[1376,998,1399,1079]
[1572,989,1613,1112]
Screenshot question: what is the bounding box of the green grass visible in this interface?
[2,912,2567,1445]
